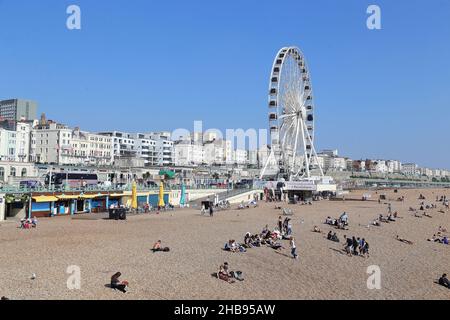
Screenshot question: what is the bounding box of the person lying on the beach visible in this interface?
[387,213,396,222]
[427,234,442,243]
[413,211,423,218]
[110,272,128,293]
[379,214,389,223]
[396,235,414,245]
[372,219,381,226]
[439,226,448,233]
[423,212,433,218]
[313,226,322,233]
[438,274,450,289]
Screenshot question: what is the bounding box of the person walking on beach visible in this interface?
[344,235,353,256]
[278,216,283,232]
[209,205,214,217]
[290,237,298,260]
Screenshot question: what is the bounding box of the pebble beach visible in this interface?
[1,188,449,300]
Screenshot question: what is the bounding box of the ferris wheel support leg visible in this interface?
[291,117,301,177]
[303,123,324,177]
[259,149,274,180]
[299,120,310,178]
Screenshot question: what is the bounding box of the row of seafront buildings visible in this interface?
[0,98,449,186]
[312,149,450,179]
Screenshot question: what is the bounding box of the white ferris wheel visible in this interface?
[260,46,324,181]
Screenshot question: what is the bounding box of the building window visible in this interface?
[0,167,4,181]
[10,167,16,177]
[21,168,27,177]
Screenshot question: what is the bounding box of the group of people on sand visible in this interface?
[427,233,449,244]
[326,230,340,242]
[223,217,298,261]
[238,200,258,210]
[343,235,369,258]
[224,239,247,253]
[325,212,349,230]
[19,217,38,229]
[372,212,398,226]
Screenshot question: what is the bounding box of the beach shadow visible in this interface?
[104,284,112,289]
[211,273,218,278]
[274,250,292,258]
[329,248,345,255]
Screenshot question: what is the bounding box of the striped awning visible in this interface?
[32,196,59,203]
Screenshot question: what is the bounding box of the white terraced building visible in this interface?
[35,123,114,166]
[0,122,33,162]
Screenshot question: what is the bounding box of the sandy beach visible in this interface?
[1,188,449,300]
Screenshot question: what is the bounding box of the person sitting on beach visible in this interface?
[396,235,414,245]
[225,240,238,252]
[339,212,349,225]
[393,211,399,219]
[325,216,333,225]
[439,274,450,289]
[443,237,449,245]
[252,234,261,247]
[110,272,128,293]
[19,218,27,229]
[332,233,339,242]
[329,232,339,242]
[31,216,38,228]
[244,233,253,248]
[217,263,234,283]
[313,226,321,233]
[151,240,168,252]
[327,231,333,240]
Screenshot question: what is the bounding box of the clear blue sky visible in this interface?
[0,0,449,168]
